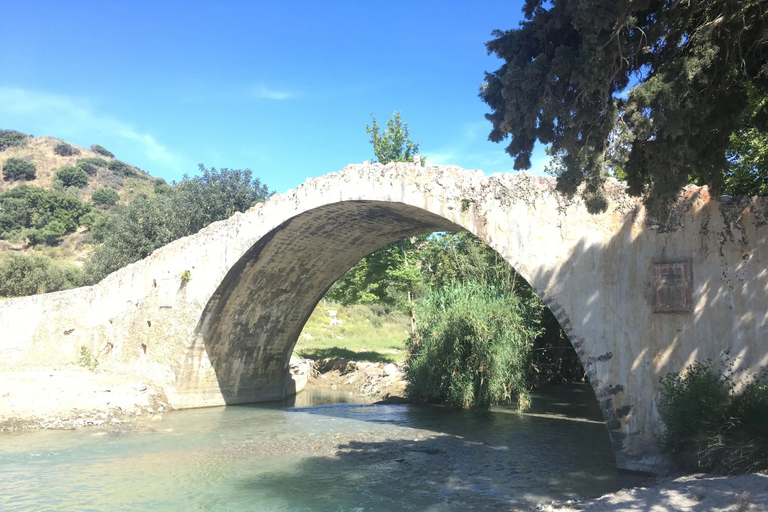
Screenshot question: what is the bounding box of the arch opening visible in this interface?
[185,199,613,461]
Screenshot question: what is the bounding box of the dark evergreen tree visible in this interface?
[481,0,768,213]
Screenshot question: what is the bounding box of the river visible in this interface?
[0,384,648,511]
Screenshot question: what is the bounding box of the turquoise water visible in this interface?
[0,385,646,511]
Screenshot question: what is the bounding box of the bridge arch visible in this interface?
[2,162,765,473]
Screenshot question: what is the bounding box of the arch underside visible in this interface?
[190,201,463,403]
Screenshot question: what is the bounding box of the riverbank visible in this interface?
[533,473,768,511]
[0,368,170,431]
[306,357,408,401]
[0,356,401,432]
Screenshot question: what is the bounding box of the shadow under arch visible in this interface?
[184,198,616,461]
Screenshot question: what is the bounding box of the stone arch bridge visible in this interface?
[1,162,766,472]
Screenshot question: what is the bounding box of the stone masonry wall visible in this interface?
[1,162,766,473]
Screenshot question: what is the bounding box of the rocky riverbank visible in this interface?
[0,357,404,432]
[303,357,408,401]
[0,368,171,431]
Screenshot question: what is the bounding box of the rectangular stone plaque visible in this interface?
[652,261,692,313]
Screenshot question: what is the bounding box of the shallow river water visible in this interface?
[0,384,647,511]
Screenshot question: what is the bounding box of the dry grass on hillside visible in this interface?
[0,135,154,204]
[0,135,160,264]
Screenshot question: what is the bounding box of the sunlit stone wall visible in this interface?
[1,161,766,472]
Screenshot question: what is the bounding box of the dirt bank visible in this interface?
[305,358,408,401]
[0,368,170,431]
[533,473,768,511]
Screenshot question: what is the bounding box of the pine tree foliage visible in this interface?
[481,0,768,213]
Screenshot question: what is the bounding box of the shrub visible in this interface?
[80,211,115,243]
[76,157,108,176]
[85,166,271,283]
[2,157,36,181]
[78,345,98,371]
[660,359,768,474]
[0,130,29,151]
[0,185,91,244]
[0,253,83,297]
[90,144,114,158]
[54,142,79,156]
[27,220,67,245]
[107,159,137,177]
[54,166,89,188]
[91,188,119,207]
[406,280,542,412]
[154,178,171,194]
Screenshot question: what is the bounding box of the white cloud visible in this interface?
[250,83,297,100]
[0,87,184,172]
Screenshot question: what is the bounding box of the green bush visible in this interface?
[85,166,271,283]
[107,159,137,177]
[660,359,768,474]
[0,185,91,244]
[27,220,67,245]
[76,157,108,176]
[91,188,120,207]
[154,177,171,194]
[80,211,115,243]
[2,157,36,181]
[406,280,542,412]
[90,144,114,158]
[0,253,83,297]
[0,130,29,151]
[54,142,79,156]
[54,166,89,188]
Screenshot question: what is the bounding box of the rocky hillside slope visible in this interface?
[0,131,163,264]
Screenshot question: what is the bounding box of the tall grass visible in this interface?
[295,302,409,363]
[406,280,542,412]
[660,359,768,474]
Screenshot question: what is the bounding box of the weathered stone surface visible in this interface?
[1,162,766,473]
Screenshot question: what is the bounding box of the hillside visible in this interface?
[0,131,164,265]
[0,134,158,202]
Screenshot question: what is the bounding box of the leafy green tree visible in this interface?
[54,166,89,188]
[481,1,768,213]
[85,166,271,283]
[84,195,177,280]
[172,165,271,235]
[0,253,83,297]
[80,210,116,244]
[725,129,768,197]
[327,238,426,308]
[2,157,36,181]
[367,111,425,165]
[0,185,91,244]
[90,144,114,158]
[91,188,120,207]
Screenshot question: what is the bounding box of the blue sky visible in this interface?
[0,1,548,193]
